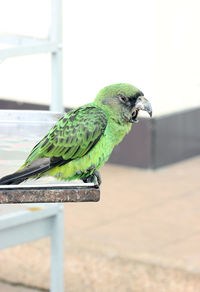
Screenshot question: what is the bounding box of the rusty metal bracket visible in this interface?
[0,183,100,204]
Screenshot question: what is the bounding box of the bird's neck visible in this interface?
[93,102,132,144]
[106,117,132,145]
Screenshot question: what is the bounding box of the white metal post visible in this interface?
[50,204,64,292]
[50,0,63,113]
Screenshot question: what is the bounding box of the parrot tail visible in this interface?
[0,158,51,185]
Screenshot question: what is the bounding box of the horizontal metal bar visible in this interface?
[0,183,95,188]
[0,41,61,62]
[0,203,63,230]
[0,34,48,46]
[0,184,100,204]
[0,217,52,249]
[0,110,62,122]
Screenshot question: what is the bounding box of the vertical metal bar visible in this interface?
[50,0,64,113]
[50,204,64,292]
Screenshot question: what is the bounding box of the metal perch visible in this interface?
[0,110,100,204]
[0,183,100,204]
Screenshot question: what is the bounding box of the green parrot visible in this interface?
[0,83,152,186]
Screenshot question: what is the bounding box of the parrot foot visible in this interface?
[93,170,102,186]
[82,170,101,187]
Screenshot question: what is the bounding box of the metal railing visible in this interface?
[0,0,63,112]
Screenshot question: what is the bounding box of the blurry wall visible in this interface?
[0,0,199,117]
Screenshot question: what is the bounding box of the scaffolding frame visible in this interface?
[0,0,63,112]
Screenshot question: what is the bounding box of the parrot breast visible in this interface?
[44,119,132,181]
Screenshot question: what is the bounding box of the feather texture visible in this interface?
[0,83,149,185]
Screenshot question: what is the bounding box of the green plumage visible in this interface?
[24,105,109,181]
[25,106,107,165]
[22,103,131,181]
[0,83,152,185]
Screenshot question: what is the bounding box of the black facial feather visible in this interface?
[132,91,144,99]
[128,92,144,106]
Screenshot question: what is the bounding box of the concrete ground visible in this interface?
[1,156,200,291]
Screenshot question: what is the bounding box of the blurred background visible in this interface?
[0,0,200,291]
[0,0,200,114]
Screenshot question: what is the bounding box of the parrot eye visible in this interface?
[118,95,129,104]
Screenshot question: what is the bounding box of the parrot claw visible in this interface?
[93,170,102,186]
[82,169,101,187]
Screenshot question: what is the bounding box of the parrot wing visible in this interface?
[26,106,108,165]
[0,106,107,185]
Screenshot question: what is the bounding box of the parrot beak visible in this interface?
[135,96,152,117]
[130,96,152,123]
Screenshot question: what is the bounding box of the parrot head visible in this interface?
[94,83,152,124]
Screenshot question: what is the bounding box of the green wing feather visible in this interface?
[24,106,108,167]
